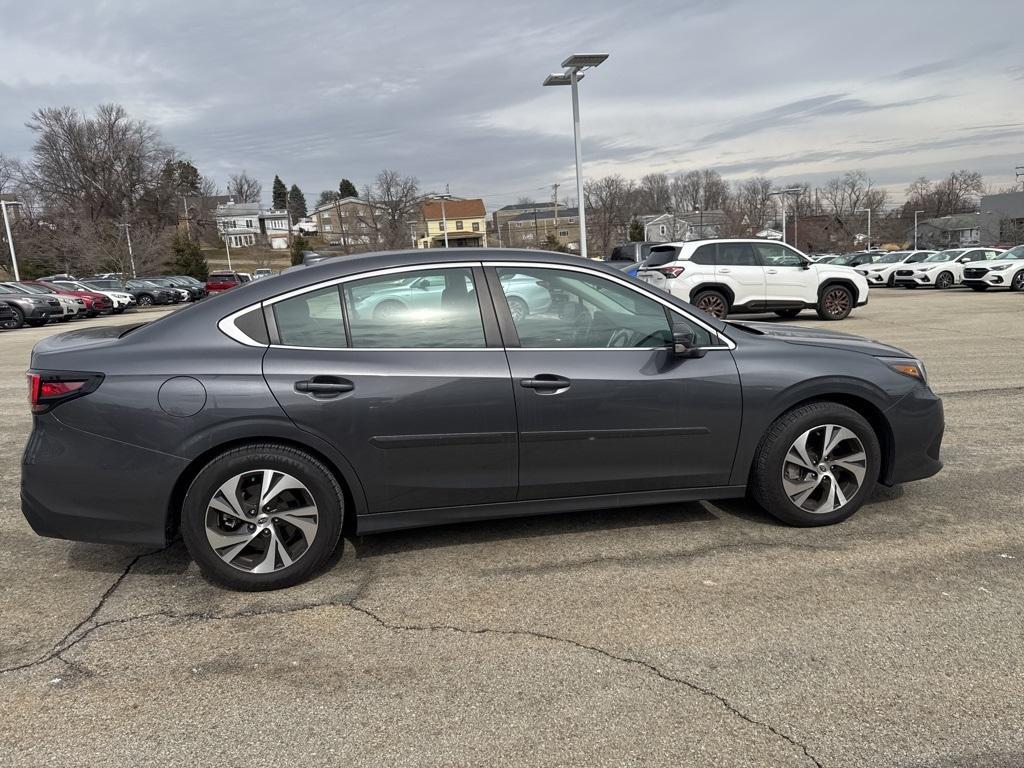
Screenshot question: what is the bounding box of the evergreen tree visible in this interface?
[628,217,645,242]
[169,234,209,280]
[543,234,569,253]
[338,178,358,198]
[287,184,307,223]
[317,190,341,208]
[290,233,310,266]
[272,175,288,210]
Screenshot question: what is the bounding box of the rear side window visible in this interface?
[234,307,270,345]
[342,267,485,348]
[690,244,716,266]
[608,245,635,262]
[273,286,347,348]
[717,242,758,266]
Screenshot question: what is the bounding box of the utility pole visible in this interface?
[224,230,233,270]
[2,200,23,281]
[124,222,137,278]
[440,186,450,248]
[182,195,192,241]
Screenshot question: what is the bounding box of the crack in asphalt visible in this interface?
[0,547,167,674]
[347,602,825,768]
[3,561,822,766]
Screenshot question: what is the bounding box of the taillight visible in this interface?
[27,371,103,414]
[658,266,686,278]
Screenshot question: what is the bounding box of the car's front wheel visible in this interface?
[816,285,853,320]
[1010,271,1024,292]
[692,289,729,319]
[180,444,345,590]
[935,271,954,289]
[751,402,880,526]
[1,306,24,329]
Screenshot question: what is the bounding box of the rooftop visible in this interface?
[421,198,486,220]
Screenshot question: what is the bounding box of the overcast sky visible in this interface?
[1,0,1022,209]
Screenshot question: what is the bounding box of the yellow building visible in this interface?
[416,198,488,248]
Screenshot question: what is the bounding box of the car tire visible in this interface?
[1010,271,1024,292]
[1,306,24,330]
[816,285,853,320]
[180,444,345,591]
[506,296,529,322]
[138,294,154,307]
[751,402,880,527]
[373,300,405,321]
[935,271,954,289]
[692,289,729,319]
[774,309,802,319]
[886,274,896,287]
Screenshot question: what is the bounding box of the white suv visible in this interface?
[636,239,870,320]
[893,247,1004,289]
[855,250,935,287]
[960,245,1024,291]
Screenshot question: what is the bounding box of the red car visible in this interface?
[29,280,113,317]
[206,271,245,294]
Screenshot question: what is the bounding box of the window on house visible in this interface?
[245,219,254,228]
[472,222,480,232]
[439,221,445,231]
[559,229,569,237]
[659,225,666,236]
[456,220,464,230]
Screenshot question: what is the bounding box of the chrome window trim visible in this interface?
[218,305,269,347]
[489,260,736,350]
[220,259,736,351]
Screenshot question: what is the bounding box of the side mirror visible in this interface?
[801,260,812,269]
[672,328,707,359]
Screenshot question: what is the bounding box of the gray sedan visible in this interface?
[21,249,944,590]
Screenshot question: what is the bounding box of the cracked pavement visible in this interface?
[2,289,1023,767]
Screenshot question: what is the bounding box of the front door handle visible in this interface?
[520,374,571,392]
[766,268,779,274]
[718,268,731,274]
[294,376,354,398]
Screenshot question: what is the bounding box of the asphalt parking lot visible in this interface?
[1,289,1023,768]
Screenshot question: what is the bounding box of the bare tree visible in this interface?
[820,170,886,218]
[734,177,774,232]
[671,169,728,213]
[636,173,671,214]
[0,153,16,194]
[583,174,636,256]
[226,171,262,203]
[362,170,421,249]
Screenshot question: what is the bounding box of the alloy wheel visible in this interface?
[696,294,727,318]
[935,272,954,289]
[139,295,153,306]
[507,297,529,322]
[205,469,319,573]
[782,425,867,514]
[1012,271,1024,291]
[822,287,851,318]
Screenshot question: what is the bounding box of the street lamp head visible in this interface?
[561,53,609,70]
[543,72,583,87]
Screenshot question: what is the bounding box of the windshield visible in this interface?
[85,280,120,290]
[18,283,53,294]
[1000,245,1024,260]
[831,253,868,265]
[923,250,963,263]
[907,252,931,263]
[875,252,910,264]
[128,280,161,288]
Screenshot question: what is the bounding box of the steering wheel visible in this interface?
[570,309,594,345]
[606,328,634,347]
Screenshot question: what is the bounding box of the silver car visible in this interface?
[351,273,552,321]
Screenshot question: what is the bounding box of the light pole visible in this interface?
[1,199,24,281]
[913,210,925,249]
[768,188,801,245]
[856,207,872,250]
[123,222,137,278]
[543,53,609,260]
[438,187,451,248]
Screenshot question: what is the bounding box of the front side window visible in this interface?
[494,267,682,349]
[274,286,347,348]
[343,267,485,348]
[755,242,805,267]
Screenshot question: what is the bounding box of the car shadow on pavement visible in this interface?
[350,501,717,559]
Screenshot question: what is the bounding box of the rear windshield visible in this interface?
[645,246,680,268]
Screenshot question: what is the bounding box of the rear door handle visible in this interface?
[766,269,779,274]
[718,268,731,274]
[520,374,571,392]
[294,376,354,398]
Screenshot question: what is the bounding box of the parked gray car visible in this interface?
[0,289,61,329]
[22,249,944,590]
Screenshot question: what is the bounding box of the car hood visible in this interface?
[965,259,1018,268]
[727,321,911,357]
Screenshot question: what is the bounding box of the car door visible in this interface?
[754,242,817,305]
[262,265,518,514]
[714,242,766,309]
[487,263,742,500]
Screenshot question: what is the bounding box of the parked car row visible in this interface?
[0,273,210,331]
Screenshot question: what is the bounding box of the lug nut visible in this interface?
[247,523,256,532]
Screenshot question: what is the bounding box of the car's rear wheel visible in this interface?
[1010,271,1024,292]
[816,285,853,320]
[1,306,24,330]
[692,289,729,319]
[180,444,345,591]
[751,402,880,526]
[935,271,954,289]
[373,300,405,321]
[506,296,529,322]
[774,308,802,319]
